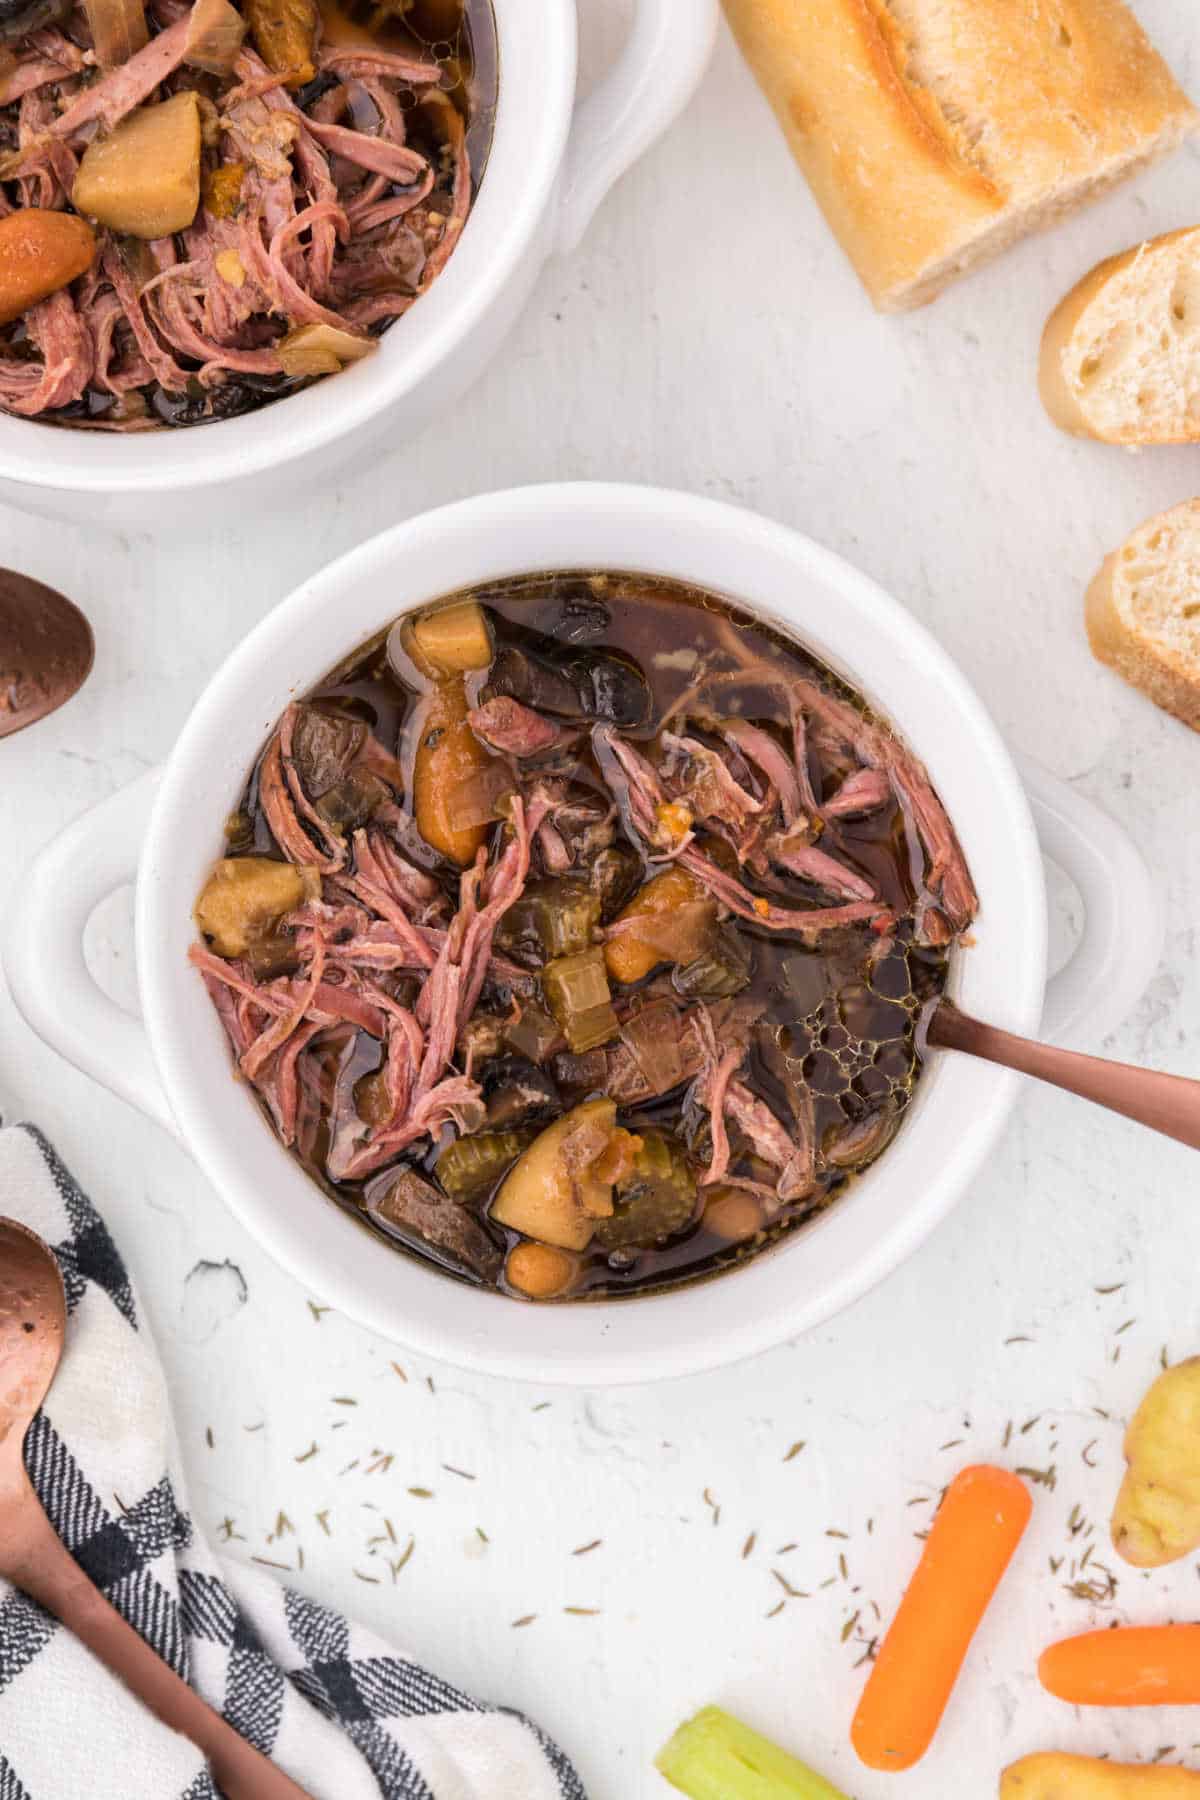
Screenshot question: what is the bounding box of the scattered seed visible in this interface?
[307,1301,330,1321]
[253,1555,292,1571]
[205,1426,214,1450]
[742,1533,757,1560]
[390,1361,407,1382]
[295,1443,319,1463]
[564,1607,600,1617]
[408,1486,434,1499]
[389,1539,415,1580]
[783,1441,806,1462]
[511,1614,537,1628]
[573,1540,603,1557]
[442,1464,476,1481]
[315,1510,331,1536]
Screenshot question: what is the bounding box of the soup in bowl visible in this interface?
[190,571,978,1303]
[17,487,1146,1383]
[0,4,719,522]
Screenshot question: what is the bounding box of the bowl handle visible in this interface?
[555,0,719,256]
[2,768,179,1139]
[1017,755,1164,1049]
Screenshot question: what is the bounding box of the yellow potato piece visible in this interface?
[195,857,315,958]
[1003,1753,1200,1797]
[1112,1355,1200,1568]
[73,92,202,240]
[492,1099,620,1251]
[409,601,494,678]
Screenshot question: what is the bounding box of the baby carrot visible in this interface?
[1040,1625,1200,1707]
[851,1465,1032,1772]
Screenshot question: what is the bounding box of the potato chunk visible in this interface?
[73,92,201,239]
[1003,1753,1200,1797]
[408,601,494,678]
[1112,1355,1200,1568]
[492,1099,639,1251]
[195,857,315,958]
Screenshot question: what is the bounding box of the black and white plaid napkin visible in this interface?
[0,1122,586,1800]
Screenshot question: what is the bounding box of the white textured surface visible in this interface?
[3,5,1200,1795]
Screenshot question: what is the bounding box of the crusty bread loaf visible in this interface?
[720,0,1198,311]
[1087,498,1200,731]
[1042,227,1200,443]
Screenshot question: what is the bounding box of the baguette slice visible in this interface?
[1087,498,1200,731]
[721,0,1197,311]
[1042,226,1200,442]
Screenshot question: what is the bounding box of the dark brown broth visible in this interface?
[225,572,954,1300]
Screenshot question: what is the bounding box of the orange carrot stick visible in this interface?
[1040,1625,1200,1707]
[851,1465,1032,1772]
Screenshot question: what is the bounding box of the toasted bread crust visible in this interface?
[1041,228,1200,443]
[1086,508,1200,732]
[722,0,1197,310]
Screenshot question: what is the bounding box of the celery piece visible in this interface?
[656,1708,852,1800]
[436,1130,535,1204]
[542,948,618,1052]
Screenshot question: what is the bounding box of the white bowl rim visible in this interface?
[138,482,1045,1384]
[0,2,576,495]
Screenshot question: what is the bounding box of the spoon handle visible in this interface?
[929,1006,1200,1150]
[4,1487,317,1800]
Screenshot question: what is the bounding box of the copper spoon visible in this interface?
[929,1004,1200,1150]
[0,570,94,739]
[0,1219,317,1799]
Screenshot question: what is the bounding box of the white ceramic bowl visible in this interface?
[3,485,1162,1382]
[0,2,717,529]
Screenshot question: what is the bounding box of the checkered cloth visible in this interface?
[0,1123,586,1800]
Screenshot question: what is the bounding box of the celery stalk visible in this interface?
[655,1708,852,1800]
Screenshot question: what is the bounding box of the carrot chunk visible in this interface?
[1040,1625,1200,1707]
[851,1464,1032,1771]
